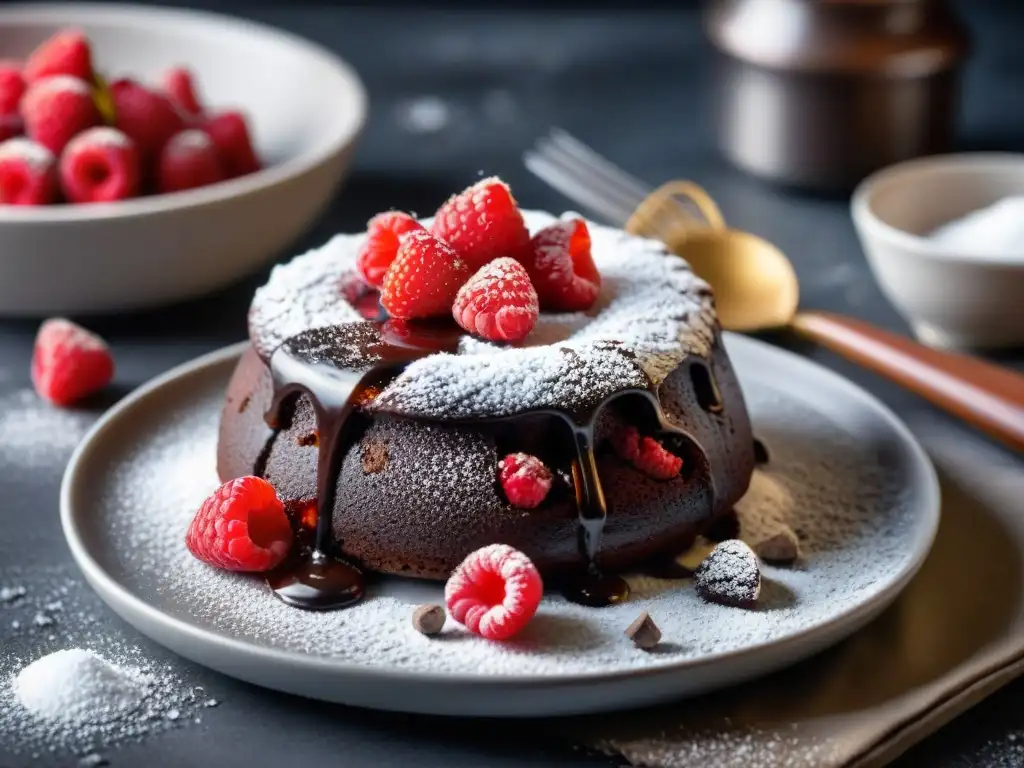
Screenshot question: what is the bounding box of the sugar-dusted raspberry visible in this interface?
[31,318,114,406]
[0,138,58,206]
[157,129,224,193]
[356,211,424,288]
[60,127,140,204]
[23,29,93,84]
[202,111,260,178]
[380,229,470,320]
[431,177,531,271]
[523,218,601,312]
[610,425,682,480]
[452,257,538,343]
[444,544,543,641]
[498,453,553,509]
[0,60,26,115]
[186,476,293,572]
[21,75,101,155]
[110,78,185,162]
[162,66,203,117]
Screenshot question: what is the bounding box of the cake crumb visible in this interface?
[361,439,389,474]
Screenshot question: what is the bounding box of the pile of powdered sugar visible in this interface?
[929,196,1024,259]
[90,359,915,678]
[248,210,717,420]
[0,567,210,760]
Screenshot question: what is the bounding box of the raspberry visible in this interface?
[31,318,114,406]
[611,426,682,480]
[60,127,140,204]
[498,453,553,509]
[0,114,22,143]
[21,75,100,155]
[444,544,543,641]
[157,129,224,193]
[202,111,259,178]
[110,78,185,162]
[162,67,203,117]
[23,29,93,84]
[356,211,424,288]
[0,138,58,205]
[185,476,293,573]
[524,218,601,312]
[0,61,26,115]
[431,177,530,271]
[380,230,471,320]
[452,257,538,343]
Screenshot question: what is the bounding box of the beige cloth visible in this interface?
[574,422,1024,767]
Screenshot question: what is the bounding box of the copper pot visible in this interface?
[705,0,970,191]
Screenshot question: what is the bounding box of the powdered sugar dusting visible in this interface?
[251,210,716,420]
[69,127,132,151]
[0,137,55,171]
[249,233,364,359]
[0,389,93,470]
[84,350,918,679]
[167,129,213,153]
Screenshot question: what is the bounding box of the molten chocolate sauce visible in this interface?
[263,313,718,610]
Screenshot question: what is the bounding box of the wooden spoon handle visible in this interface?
[790,311,1024,454]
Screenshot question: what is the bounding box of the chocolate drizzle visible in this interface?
[263,315,717,610]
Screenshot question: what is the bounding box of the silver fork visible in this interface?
[523,129,715,238]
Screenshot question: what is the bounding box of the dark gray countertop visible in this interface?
[1,2,1022,766]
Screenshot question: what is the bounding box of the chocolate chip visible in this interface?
[296,431,319,447]
[755,526,801,564]
[412,604,446,636]
[625,611,661,650]
[238,394,251,414]
[694,539,761,609]
[361,439,388,474]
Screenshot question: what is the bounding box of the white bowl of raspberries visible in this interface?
[0,4,366,315]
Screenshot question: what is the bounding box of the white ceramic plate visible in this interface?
[0,4,366,315]
[61,335,939,717]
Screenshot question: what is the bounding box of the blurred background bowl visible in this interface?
[852,153,1024,350]
[0,3,366,316]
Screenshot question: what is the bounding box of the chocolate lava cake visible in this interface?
[217,210,755,582]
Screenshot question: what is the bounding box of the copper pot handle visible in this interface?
[791,311,1024,454]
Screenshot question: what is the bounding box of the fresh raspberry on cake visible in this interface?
[498,453,552,509]
[524,218,601,312]
[186,476,293,572]
[444,544,543,640]
[31,318,114,406]
[356,211,424,288]
[162,67,203,117]
[611,426,682,480]
[202,111,260,178]
[23,29,93,84]
[452,257,538,343]
[0,61,25,115]
[110,78,185,162]
[157,129,224,193]
[21,75,101,155]
[60,127,140,203]
[431,177,530,271]
[380,229,470,320]
[0,138,58,205]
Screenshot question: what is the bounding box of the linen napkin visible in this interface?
[571,422,1024,767]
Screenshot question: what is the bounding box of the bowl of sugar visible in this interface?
[852,153,1024,350]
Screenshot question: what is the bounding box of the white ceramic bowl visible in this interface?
[0,3,366,316]
[852,153,1024,350]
